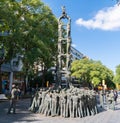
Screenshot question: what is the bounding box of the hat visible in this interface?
[12,84,16,88]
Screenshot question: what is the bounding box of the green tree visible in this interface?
[0,0,58,91]
[71,58,114,88]
[114,65,120,84]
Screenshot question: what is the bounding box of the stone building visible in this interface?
[1,54,23,93]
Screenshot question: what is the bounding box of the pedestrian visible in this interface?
[113,90,118,104]
[107,90,115,110]
[7,84,19,114]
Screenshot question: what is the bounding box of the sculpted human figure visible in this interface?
[67,23,71,38]
[60,91,67,117]
[55,91,60,116]
[29,87,99,118]
[65,92,72,117]
[51,91,57,116]
[28,91,39,112]
[80,92,87,117]
[99,90,104,108]
[77,93,83,118]
[90,90,98,115]
[58,23,62,38]
[71,93,79,118]
[43,92,52,116]
[108,90,115,110]
[38,89,49,113]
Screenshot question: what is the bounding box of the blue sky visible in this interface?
[42,0,120,73]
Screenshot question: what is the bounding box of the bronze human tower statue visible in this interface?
[57,6,71,87]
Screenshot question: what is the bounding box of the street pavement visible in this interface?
[1,97,120,123]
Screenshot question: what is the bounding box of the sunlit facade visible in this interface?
[71,46,85,61]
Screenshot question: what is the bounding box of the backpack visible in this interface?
[11,89,18,99]
[14,90,19,99]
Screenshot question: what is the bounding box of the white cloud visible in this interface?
[71,43,77,48]
[76,5,120,31]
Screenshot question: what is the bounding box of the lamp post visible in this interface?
[0,44,5,93]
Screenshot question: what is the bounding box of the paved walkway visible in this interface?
[1,98,120,123]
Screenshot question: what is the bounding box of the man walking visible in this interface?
[7,84,19,114]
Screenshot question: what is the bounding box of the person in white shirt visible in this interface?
[7,84,19,114]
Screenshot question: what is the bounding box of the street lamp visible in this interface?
[0,44,5,93]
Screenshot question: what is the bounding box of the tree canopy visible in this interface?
[71,58,114,88]
[114,65,120,84]
[0,0,59,88]
[0,0,58,72]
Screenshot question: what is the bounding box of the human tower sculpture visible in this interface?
[29,7,99,118]
[57,6,71,87]
[29,86,99,118]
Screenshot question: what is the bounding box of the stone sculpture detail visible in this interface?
[29,87,99,118]
[57,6,72,87]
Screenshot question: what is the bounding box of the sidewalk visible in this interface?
[0,98,120,123]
